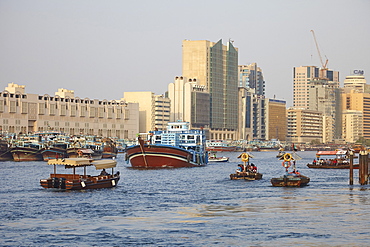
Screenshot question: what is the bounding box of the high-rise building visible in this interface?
[342,110,363,143]
[266,98,287,141]
[342,89,370,140]
[343,70,367,93]
[123,92,170,133]
[308,78,340,142]
[293,66,339,109]
[239,63,266,140]
[168,76,210,129]
[237,87,254,141]
[0,83,139,139]
[238,63,265,96]
[253,95,266,140]
[182,39,238,140]
[286,107,323,143]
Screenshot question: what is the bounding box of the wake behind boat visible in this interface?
[125,121,208,168]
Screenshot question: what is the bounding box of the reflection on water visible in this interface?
[1,151,370,246]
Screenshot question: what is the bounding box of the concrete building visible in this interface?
[343,70,367,93]
[342,110,363,143]
[253,95,266,140]
[182,39,238,140]
[0,83,139,139]
[287,107,323,143]
[293,66,339,109]
[168,76,210,129]
[266,98,287,141]
[239,63,265,96]
[308,78,340,142]
[237,87,254,141]
[123,92,170,133]
[342,89,370,140]
[239,63,267,140]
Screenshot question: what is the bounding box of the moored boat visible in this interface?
[40,158,120,190]
[206,140,237,152]
[0,139,13,161]
[271,153,310,187]
[11,143,43,162]
[101,138,118,159]
[126,121,208,168]
[230,153,262,180]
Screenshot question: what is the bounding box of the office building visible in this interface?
[266,98,287,141]
[286,107,323,143]
[123,92,170,133]
[342,91,370,140]
[238,63,265,96]
[239,63,267,140]
[293,66,339,109]
[0,83,139,139]
[237,87,254,141]
[342,110,363,143]
[343,70,367,93]
[182,39,238,140]
[168,76,210,129]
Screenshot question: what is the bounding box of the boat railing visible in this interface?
[51,173,80,179]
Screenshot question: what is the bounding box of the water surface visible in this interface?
[1,151,370,246]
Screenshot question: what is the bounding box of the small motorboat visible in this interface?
[230,153,262,180]
[40,158,120,190]
[271,153,310,187]
[208,156,229,162]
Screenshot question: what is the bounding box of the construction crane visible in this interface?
[310,30,328,69]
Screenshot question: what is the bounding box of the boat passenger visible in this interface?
[100,169,109,176]
[236,164,243,173]
[312,159,316,165]
[250,163,257,173]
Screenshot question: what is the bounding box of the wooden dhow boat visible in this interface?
[11,142,43,162]
[271,153,310,187]
[126,121,208,168]
[0,139,13,161]
[230,153,262,180]
[101,138,118,159]
[40,158,120,190]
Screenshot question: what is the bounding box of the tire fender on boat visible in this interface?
[282,161,291,168]
[241,153,249,162]
[283,153,292,161]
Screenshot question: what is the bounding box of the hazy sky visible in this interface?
[1,0,369,107]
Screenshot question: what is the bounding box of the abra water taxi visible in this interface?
[125,121,208,168]
[40,158,120,190]
[230,153,262,180]
[271,153,310,187]
[307,150,359,169]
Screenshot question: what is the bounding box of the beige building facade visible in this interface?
[342,90,370,140]
[0,83,139,139]
[286,107,323,143]
[123,91,170,133]
[342,110,363,143]
[237,87,254,141]
[266,98,287,141]
[182,39,238,140]
[168,76,210,129]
